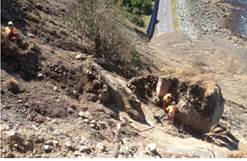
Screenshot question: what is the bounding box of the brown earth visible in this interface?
[1,0,247,158]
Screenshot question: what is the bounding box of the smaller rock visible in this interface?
[90,124,95,128]
[146,144,157,153]
[74,151,81,157]
[65,141,75,151]
[13,143,18,148]
[32,125,39,130]
[45,140,54,146]
[79,137,89,145]
[27,32,35,38]
[34,137,45,144]
[90,120,96,124]
[52,140,59,147]
[18,100,23,103]
[5,153,15,158]
[53,86,58,91]
[96,143,106,152]
[83,119,90,124]
[37,73,44,79]
[67,107,75,114]
[7,130,18,138]
[79,111,93,119]
[79,146,92,154]
[73,90,77,94]
[44,145,52,153]
[75,54,83,60]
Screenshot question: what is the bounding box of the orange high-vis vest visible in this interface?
[166,105,176,114]
[5,27,17,38]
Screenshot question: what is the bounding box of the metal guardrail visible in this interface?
[146,0,160,39]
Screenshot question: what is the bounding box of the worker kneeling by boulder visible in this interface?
[157,77,224,133]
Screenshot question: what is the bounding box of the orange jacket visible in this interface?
[166,105,177,114]
[5,26,18,38]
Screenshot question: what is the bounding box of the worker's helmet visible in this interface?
[163,93,172,102]
[8,21,14,26]
[172,101,176,105]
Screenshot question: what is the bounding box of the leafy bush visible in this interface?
[131,15,145,27]
[116,0,154,27]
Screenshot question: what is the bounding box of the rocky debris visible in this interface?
[146,143,157,153]
[53,86,58,91]
[75,53,86,60]
[34,136,45,144]
[96,142,107,153]
[67,106,75,114]
[45,140,59,147]
[89,120,99,130]
[65,141,75,151]
[79,146,92,154]
[83,119,90,124]
[79,137,89,145]
[79,111,93,119]
[43,145,52,153]
[74,151,81,156]
[37,73,44,79]
[5,130,34,153]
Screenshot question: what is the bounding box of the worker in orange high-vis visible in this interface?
[4,21,19,41]
[162,93,172,112]
[166,101,177,125]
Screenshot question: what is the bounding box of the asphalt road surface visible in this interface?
[154,0,174,36]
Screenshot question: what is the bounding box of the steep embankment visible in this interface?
[1,0,247,158]
[0,0,156,158]
[150,0,247,150]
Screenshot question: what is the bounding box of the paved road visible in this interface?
[154,0,174,36]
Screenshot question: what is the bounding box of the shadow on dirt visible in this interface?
[1,0,30,31]
[1,36,42,81]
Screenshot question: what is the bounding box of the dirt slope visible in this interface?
[1,0,247,158]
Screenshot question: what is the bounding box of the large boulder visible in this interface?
[157,77,225,133]
[91,62,147,123]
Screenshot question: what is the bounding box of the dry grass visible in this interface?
[160,67,200,78]
[191,74,217,96]
[171,0,180,31]
[224,56,241,74]
[228,149,247,158]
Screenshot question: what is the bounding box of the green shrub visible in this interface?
[131,15,145,27]
[132,7,140,15]
[116,0,154,27]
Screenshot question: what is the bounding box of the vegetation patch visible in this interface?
[116,0,154,28]
[66,0,150,79]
